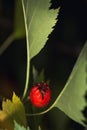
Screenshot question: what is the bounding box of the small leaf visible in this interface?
[14,121,30,130]
[32,66,45,83]
[32,66,39,82]
[0,93,27,130]
[22,0,59,59]
[14,121,41,130]
[38,126,42,130]
[55,42,87,127]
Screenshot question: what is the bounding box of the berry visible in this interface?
[29,82,51,108]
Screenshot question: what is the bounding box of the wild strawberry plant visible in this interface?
[0,0,87,130]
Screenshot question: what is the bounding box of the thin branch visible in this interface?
[0,34,15,55]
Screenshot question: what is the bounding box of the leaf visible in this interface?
[0,93,27,130]
[32,66,45,83]
[22,0,59,59]
[14,121,30,130]
[13,0,25,39]
[0,111,14,130]
[38,126,42,130]
[14,121,41,130]
[55,42,87,127]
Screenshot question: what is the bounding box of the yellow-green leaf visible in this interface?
[0,111,13,130]
[0,93,27,130]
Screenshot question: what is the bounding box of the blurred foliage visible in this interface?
[0,0,87,130]
[0,93,27,130]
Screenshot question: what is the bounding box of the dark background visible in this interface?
[0,0,87,130]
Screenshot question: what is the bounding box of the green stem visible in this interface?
[22,38,30,99]
[22,0,30,99]
[32,106,39,130]
[0,34,15,55]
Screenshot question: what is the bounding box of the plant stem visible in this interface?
[0,34,15,55]
[22,0,30,100]
[22,40,30,99]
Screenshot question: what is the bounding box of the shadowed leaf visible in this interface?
[13,0,25,39]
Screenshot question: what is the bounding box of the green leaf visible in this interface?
[13,0,25,39]
[22,0,59,59]
[38,126,42,130]
[0,93,27,130]
[14,121,30,130]
[14,121,41,130]
[55,42,87,127]
[22,0,59,99]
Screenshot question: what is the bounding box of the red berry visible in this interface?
[29,82,51,108]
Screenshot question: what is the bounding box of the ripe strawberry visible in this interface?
[29,82,51,108]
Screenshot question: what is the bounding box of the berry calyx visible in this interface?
[29,82,51,108]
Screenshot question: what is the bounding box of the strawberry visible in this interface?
[29,82,51,108]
